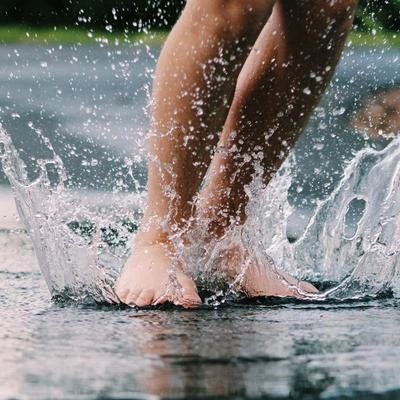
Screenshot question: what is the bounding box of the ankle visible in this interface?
[134,229,171,247]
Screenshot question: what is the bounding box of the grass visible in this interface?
[0,25,168,46]
[0,25,399,48]
[349,30,400,48]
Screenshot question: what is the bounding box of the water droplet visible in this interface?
[332,107,346,116]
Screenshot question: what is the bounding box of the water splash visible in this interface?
[0,125,144,304]
[251,137,400,300]
[1,119,400,303]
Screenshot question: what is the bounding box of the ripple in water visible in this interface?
[1,123,400,304]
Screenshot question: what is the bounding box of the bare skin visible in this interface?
[116,0,357,307]
[115,239,201,307]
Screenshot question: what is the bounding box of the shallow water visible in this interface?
[2,242,400,399]
[1,43,400,399]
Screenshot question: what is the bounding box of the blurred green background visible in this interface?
[0,0,398,45]
[0,0,185,30]
[356,0,400,32]
[0,0,398,31]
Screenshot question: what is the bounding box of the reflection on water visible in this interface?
[2,254,400,399]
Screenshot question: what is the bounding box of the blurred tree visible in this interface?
[355,0,400,31]
[0,0,186,30]
[0,0,398,32]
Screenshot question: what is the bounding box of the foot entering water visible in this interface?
[217,245,318,298]
[115,238,202,308]
[115,235,317,308]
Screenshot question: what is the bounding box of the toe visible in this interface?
[179,291,202,308]
[124,290,142,307]
[134,289,155,307]
[153,288,202,308]
[153,293,170,306]
[115,287,129,303]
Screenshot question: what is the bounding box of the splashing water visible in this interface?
[1,127,400,304]
[0,125,145,304]
[247,137,400,300]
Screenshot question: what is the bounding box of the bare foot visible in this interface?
[115,239,202,308]
[218,245,318,298]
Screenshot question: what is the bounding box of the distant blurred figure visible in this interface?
[351,87,400,138]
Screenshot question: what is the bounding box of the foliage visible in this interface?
[0,0,185,30]
[354,0,400,31]
[0,25,398,47]
[0,25,168,45]
[0,1,398,34]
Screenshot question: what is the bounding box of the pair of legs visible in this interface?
[116,0,357,307]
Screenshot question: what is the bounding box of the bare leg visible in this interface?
[116,0,276,307]
[197,0,357,296]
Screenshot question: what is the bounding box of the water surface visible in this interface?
[2,246,400,399]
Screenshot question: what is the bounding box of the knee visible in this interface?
[185,0,275,37]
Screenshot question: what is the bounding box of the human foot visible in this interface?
[115,239,202,308]
[217,245,318,298]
